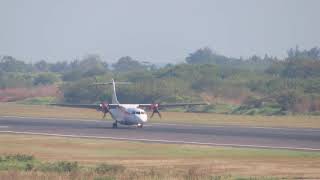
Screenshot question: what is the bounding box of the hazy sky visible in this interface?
[0,0,319,63]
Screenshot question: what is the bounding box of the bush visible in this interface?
[38,161,79,173]
[0,154,35,171]
[243,96,263,108]
[95,163,125,174]
[4,154,34,162]
[275,91,298,111]
[94,177,116,180]
[0,72,34,88]
[33,73,59,85]
[25,163,34,171]
[19,96,56,105]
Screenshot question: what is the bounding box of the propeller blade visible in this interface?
[100,102,109,119]
[156,111,162,118]
[150,103,161,119]
[150,111,155,118]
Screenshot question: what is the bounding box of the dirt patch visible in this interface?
[0,85,60,102]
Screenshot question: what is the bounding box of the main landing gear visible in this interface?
[112,122,118,128]
[112,122,143,128]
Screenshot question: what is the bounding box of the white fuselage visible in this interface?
[109,104,148,126]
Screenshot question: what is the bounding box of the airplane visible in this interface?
[53,79,208,128]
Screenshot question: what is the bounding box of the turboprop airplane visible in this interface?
[53,79,208,128]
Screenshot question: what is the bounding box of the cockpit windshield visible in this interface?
[131,111,144,114]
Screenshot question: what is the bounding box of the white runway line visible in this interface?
[0,130,320,151]
[0,126,8,128]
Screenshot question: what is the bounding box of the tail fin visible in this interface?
[111,79,119,104]
[93,79,130,104]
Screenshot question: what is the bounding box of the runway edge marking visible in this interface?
[0,130,320,152]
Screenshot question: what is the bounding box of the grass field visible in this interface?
[1,103,320,128]
[0,134,320,180]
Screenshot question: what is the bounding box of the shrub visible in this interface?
[33,73,59,85]
[25,163,34,171]
[4,154,34,162]
[95,163,125,174]
[94,177,116,180]
[38,161,79,173]
[0,154,35,171]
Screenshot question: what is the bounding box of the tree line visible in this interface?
[1,46,320,115]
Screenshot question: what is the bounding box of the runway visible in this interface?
[1,116,320,151]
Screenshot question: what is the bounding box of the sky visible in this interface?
[0,0,319,63]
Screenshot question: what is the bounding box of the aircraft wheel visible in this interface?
[112,122,118,128]
[137,124,143,128]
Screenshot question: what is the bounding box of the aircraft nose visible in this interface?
[137,115,147,123]
[142,115,148,122]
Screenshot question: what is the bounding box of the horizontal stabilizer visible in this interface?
[92,82,131,85]
[139,102,209,109]
[50,103,119,109]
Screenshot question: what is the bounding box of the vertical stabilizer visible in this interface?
[111,79,119,104]
[93,79,130,104]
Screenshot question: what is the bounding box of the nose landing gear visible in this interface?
[137,123,143,128]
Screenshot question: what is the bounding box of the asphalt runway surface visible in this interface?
[0,116,320,151]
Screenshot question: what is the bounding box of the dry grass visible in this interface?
[0,170,282,180]
[0,103,101,120]
[0,134,320,179]
[1,103,320,128]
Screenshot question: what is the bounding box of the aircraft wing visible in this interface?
[50,103,119,109]
[138,102,209,109]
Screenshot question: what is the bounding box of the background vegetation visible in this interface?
[1,46,320,115]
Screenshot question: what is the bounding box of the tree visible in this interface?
[61,79,105,103]
[276,91,298,111]
[34,60,50,72]
[62,54,108,81]
[265,62,286,76]
[248,55,262,63]
[281,60,320,78]
[185,47,229,65]
[112,56,146,72]
[33,73,59,85]
[0,56,29,72]
[80,54,108,77]
[50,61,69,73]
[307,47,320,60]
[286,46,320,61]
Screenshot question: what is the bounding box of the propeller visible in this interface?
[150,103,162,118]
[93,77,109,119]
[98,102,109,119]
